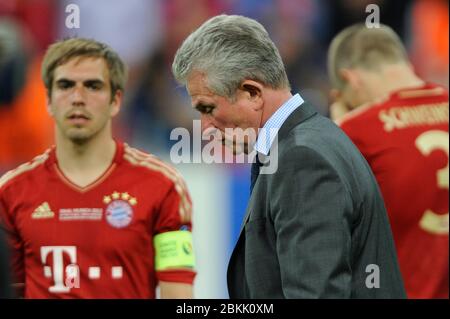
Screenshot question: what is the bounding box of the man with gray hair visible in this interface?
[173,15,406,298]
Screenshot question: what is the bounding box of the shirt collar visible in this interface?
[254,93,304,155]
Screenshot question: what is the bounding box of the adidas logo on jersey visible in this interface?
[32,202,55,219]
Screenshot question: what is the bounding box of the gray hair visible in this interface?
[328,23,409,90]
[172,14,290,98]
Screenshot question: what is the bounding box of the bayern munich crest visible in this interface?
[103,192,137,228]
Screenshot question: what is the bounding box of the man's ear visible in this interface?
[46,94,54,117]
[339,68,362,90]
[110,90,122,117]
[239,80,263,110]
[329,88,341,103]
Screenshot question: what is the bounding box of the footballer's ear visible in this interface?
[329,88,341,103]
[339,68,362,90]
[110,90,123,117]
[46,95,54,117]
[239,80,263,111]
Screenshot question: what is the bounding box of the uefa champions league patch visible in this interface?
[105,200,133,228]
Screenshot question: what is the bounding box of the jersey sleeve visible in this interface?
[153,179,196,285]
[0,190,25,296]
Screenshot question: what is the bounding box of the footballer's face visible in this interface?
[47,57,121,144]
[186,72,262,155]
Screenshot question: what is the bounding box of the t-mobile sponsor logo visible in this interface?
[40,246,80,293]
[40,246,124,293]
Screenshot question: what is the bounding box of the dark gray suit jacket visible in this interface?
[227,102,406,298]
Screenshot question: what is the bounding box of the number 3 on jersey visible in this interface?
[415,130,449,235]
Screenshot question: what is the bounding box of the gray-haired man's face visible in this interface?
[186,72,260,154]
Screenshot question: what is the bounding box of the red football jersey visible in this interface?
[338,83,449,298]
[0,141,195,298]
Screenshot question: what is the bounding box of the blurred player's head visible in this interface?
[42,38,127,144]
[172,15,290,154]
[328,23,419,110]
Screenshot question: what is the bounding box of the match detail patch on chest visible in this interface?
[59,208,103,221]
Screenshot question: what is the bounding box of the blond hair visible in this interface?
[328,24,409,89]
[41,38,127,98]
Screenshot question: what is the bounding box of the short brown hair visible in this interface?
[328,24,409,89]
[41,38,128,98]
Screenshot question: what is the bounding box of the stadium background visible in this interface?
[0,0,448,298]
